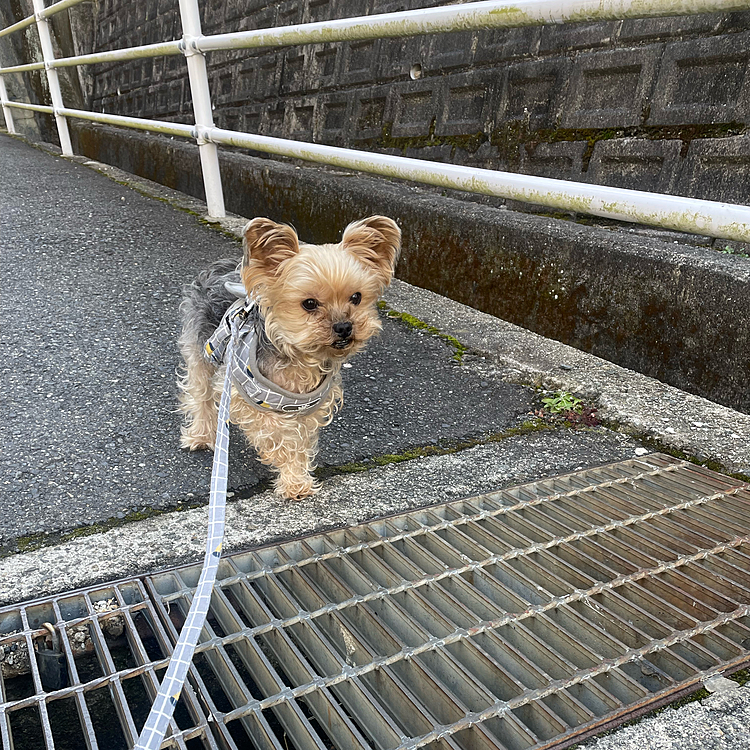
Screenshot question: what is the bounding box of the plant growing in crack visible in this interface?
[542,391,584,414]
[538,392,600,427]
[719,246,749,258]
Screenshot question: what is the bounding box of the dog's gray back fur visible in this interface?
[180,258,241,348]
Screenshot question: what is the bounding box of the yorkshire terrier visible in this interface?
[177,216,401,499]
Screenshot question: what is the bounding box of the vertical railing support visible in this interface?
[178,0,226,218]
[0,75,16,133]
[31,0,72,155]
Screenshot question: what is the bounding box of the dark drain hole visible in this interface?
[329,685,382,747]
[3,671,35,701]
[262,707,301,750]
[256,633,295,688]
[75,650,104,682]
[193,652,233,713]
[133,611,166,661]
[121,674,153,733]
[225,642,264,700]
[85,687,129,750]
[225,716,261,748]
[223,586,254,627]
[2,625,173,748]
[8,705,45,750]
[168,599,188,634]
[48,697,88,750]
[206,611,226,638]
[298,695,336,750]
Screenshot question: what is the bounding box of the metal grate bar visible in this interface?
[147,491,747,664]
[0,581,218,750]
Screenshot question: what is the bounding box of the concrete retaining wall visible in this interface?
[70,122,750,413]
[2,3,749,203]
[84,3,750,205]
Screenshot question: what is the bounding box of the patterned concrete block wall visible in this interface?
[16,0,750,205]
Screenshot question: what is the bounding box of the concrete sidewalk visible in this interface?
[1,132,749,749]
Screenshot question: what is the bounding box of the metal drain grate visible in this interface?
[0,580,217,749]
[147,454,750,750]
[2,455,750,749]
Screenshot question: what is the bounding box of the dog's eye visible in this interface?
[301,298,319,311]
[350,292,362,306]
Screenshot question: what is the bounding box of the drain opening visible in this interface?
[1,582,217,749]
[47,697,87,750]
[8,706,44,750]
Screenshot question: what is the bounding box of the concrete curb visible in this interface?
[385,281,750,476]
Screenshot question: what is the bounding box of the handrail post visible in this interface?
[177,0,226,218]
[31,0,72,155]
[0,75,16,134]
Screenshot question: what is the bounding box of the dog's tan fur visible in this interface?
[178,216,400,499]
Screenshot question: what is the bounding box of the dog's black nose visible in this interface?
[333,321,353,338]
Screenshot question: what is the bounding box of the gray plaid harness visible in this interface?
[203,295,333,415]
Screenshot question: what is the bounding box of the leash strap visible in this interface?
[135,333,234,750]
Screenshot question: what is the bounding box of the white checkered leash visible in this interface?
[134,331,235,750]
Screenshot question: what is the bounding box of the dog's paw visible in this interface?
[180,426,216,451]
[275,475,319,501]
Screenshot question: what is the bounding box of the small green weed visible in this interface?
[719,246,749,258]
[542,392,584,414]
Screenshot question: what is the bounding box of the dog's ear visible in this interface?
[341,216,401,289]
[242,218,300,278]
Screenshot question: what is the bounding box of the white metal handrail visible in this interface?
[4,0,749,72]
[0,0,84,38]
[1,0,749,239]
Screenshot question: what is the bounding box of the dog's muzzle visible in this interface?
[332,321,353,348]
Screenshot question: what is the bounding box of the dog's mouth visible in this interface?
[331,338,352,350]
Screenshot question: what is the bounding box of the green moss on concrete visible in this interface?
[15,534,47,553]
[595,415,750,484]
[640,438,750,484]
[358,121,488,159]
[379,301,469,363]
[316,419,552,479]
[491,121,747,172]
[719,246,749,258]
[3,499,207,559]
[730,669,749,687]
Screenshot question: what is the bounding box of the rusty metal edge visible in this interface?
[537,656,750,750]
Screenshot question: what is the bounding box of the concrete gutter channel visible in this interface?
[1,131,749,748]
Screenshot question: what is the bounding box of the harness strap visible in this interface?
[205,297,333,415]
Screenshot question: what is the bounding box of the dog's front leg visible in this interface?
[238,410,321,499]
[178,341,220,450]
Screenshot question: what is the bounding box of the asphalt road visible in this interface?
[1,134,543,542]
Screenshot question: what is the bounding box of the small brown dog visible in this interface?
[177,216,401,498]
